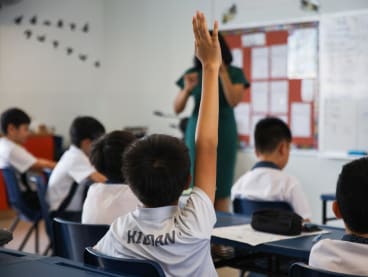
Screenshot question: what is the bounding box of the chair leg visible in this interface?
[9,216,20,232]
[322,200,327,225]
[43,242,52,256]
[18,222,36,251]
[34,221,39,254]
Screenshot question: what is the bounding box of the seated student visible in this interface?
[231,117,311,220]
[309,158,368,275]
[0,108,56,209]
[94,12,220,276]
[47,116,107,217]
[82,131,140,225]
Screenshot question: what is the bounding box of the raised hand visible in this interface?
[192,12,221,69]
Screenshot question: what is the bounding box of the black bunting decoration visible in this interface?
[30,15,37,25]
[14,16,23,25]
[66,47,73,55]
[79,54,87,61]
[15,16,100,68]
[24,30,32,39]
[53,40,59,48]
[57,19,63,28]
[37,35,46,42]
[82,23,89,33]
[70,23,76,31]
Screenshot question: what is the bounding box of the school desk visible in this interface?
[0,248,128,277]
[320,193,337,224]
[213,212,345,275]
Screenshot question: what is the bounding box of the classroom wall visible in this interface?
[100,0,212,136]
[0,0,105,137]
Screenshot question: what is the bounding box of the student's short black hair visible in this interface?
[255,117,292,154]
[122,134,190,207]
[1,108,31,134]
[336,158,368,234]
[194,31,233,69]
[69,116,105,147]
[90,131,136,183]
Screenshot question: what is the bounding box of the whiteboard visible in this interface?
[319,11,368,153]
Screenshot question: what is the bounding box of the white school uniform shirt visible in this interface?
[82,183,140,225]
[0,137,36,173]
[309,238,368,275]
[47,145,95,211]
[231,161,312,219]
[94,187,217,277]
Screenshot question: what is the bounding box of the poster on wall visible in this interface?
[288,28,317,79]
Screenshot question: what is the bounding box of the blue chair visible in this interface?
[84,247,165,277]
[52,217,109,262]
[289,262,366,277]
[320,193,337,224]
[1,167,41,253]
[233,197,292,217]
[31,174,53,255]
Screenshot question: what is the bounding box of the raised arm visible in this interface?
[192,12,221,203]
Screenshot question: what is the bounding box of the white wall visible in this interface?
[100,0,212,136]
[0,0,104,137]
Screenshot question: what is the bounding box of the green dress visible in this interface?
[176,65,249,199]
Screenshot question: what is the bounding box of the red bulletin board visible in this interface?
[223,22,318,148]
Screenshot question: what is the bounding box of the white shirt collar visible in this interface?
[133,205,178,221]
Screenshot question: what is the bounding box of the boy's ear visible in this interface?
[7,124,17,134]
[80,138,92,151]
[332,201,343,219]
[278,141,286,155]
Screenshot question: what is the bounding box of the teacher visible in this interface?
[174,32,250,212]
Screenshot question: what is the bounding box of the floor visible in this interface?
[0,210,239,276]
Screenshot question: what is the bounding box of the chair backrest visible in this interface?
[289,262,366,277]
[1,167,40,221]
[233,197,292,217]
[31,175,53,240]
[52,217,109,262]
[84,247,165,277]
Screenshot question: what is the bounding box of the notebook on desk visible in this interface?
[212,224,329,246]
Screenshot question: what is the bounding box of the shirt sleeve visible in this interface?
[9,144,37,173]
[176,187,216,239]
[94,228,117,256]
[286,177,312,220]
[68,155,96,184]
[230,67,250,88]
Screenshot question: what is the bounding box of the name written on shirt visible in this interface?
[127,230,175,246]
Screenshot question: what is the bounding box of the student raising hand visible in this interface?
[192,12,221,69]
[192,12,220,203]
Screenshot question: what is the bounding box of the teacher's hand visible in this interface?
[184,72,199,93]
